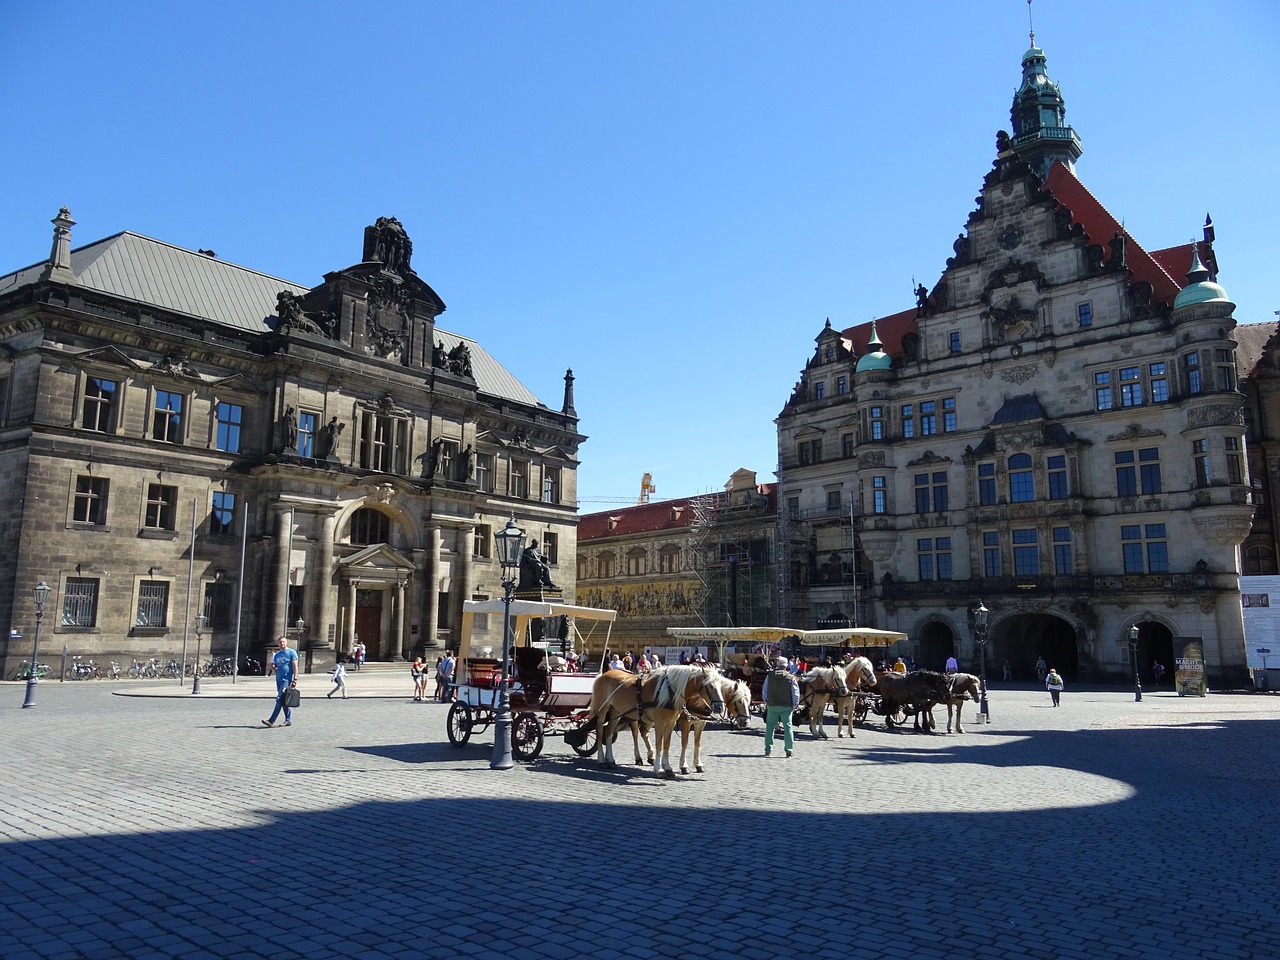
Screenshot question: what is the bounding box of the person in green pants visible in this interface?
[762,656,799,757]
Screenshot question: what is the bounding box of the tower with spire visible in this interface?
[1008,23,1082,180]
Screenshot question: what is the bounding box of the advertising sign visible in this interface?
[1173,636,1207,697]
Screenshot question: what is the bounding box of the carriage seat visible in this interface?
[513,647,552,700]
[465,658,501,689]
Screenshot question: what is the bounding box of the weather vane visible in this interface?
[1028,0,1035,47]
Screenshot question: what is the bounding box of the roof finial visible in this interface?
[1028,0,1036,47]
[41,207,76,283]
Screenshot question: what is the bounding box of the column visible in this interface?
[316,512,337,655]
[425,525,442,648]
[394,579,406,660]
[457,525,475,650]
[345,580,358,652]
[271,508,291,644]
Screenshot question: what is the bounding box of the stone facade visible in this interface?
[577,469,777,656]
[0,213,582,673]
[776,45,1254,687]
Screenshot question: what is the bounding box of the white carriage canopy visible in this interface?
[666,625,909,665]
[459,599,616,664]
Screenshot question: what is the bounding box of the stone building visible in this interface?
[0,213,582,672]
[776,42,1255,687]
[577,469,777,655]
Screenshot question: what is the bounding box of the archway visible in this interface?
[993,612,1080,682]
[1131,620,1175,689]
[917,620,955,673]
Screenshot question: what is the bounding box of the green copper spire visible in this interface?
[1010,39,1082,180]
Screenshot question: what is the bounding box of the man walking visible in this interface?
[762,656,799,758]
[263,636,300,727]
[439,649,456,702]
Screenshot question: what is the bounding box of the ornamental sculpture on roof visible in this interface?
[363,216,413,275]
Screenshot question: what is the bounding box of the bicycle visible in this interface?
[8,661,52,681]
[65,655,102,680]
[103,661,121,680]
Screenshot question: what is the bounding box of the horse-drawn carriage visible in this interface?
[445,598,617,761]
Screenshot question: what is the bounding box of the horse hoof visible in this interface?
[695,765,704,773]
[680,766,690,775]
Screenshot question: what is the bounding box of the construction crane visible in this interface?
[638,473,656,504]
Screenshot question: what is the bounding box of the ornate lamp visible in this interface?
[22,580,52,709]
[491,516,527,770]
[193,613,206,695]
[974,600,990,723]
[1128,624,1143,702]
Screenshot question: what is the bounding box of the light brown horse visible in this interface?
[828,656,878,738]
[588,665,716,777]
[797,665,850,740]
[675,671,751,774]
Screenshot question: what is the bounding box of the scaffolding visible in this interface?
[687,483,776,628]
[777,498,868,629]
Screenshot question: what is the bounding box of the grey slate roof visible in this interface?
[0,231,547,408]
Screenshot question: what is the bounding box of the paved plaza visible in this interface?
[1,674,1278,960]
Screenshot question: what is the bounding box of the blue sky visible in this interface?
[2,2,1277,505]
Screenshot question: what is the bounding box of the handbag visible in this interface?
[282,685,301,708]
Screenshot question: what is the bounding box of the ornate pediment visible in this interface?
[338,542,415,575]
[1106,423,1166,442]
[906,450,952,467]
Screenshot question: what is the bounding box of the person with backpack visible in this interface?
[1045,668,1064,706]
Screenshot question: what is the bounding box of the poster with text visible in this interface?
[1173,636,1207,697]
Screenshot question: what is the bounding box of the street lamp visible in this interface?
[192,614,206,695]
[491,516,527,770]
[22,580,52,709]
[974,600,990,723]
[1128,624,1143,702]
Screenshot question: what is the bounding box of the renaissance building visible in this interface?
[775,41,1257,687]
[0,214,582,672]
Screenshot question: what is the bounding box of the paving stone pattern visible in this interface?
[1,677,1278,960]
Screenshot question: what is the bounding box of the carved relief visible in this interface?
[1186,405,1245,428]
[1001,364,1039,385]
[906,450,951,467]
[275,290,335,339]
[1106,423,1166,441]
[365,276,413,358]
[984,258,1047,294]
[858,450,886,468]
[151,352,199,379]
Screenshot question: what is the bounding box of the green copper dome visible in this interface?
[855,320,892,373]
[1174,244,1231,310]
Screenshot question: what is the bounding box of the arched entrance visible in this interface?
[917,620,955,673]
[1131,620,1174,689]
[994,613,1080,682]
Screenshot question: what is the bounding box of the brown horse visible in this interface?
[588,665,716,777]
[925,672,982,733]
[875,670,953,733]
[797,665,850,740]
[829,656,878,738]
[675,671,751,774]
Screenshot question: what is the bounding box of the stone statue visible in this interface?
[282,406,298,453]
[432,340,447,369]
[462,444,475,479]
[519,540,558,590]
[447,342,473,377]
[428,438,446,477]
[317,417,344,459]
[915,283,929,309]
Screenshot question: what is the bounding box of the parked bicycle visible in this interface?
[7,661,52,681]
[65,655,102,680]
[103,661,121,680]
[203,656,235,677]
[128,657,161,679]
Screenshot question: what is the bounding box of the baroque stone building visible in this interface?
[776,42,1255,687]
[577,469,777,655]
[0,213,582,672]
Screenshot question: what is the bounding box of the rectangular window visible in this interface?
[1226,436,1243,484]
[509,459,529,499]
[214,401,243,453]
[598,554,616,578]
[298,411,318,457]
[1053,526,1073,575]
[814,381,825,400]
[914,473,930,514]
[917,537,952,581]
[152,389,184,443]
[1122,524,1169,573]
[203,582,233,631]
[359,412,409,473]
[841,433,855,458]
[1139,447,1162,494]
[1008,454,1035,503]
[210,491,235,537]
[869,406,884,441]
[0,374,8,425]
[787,496,800,520]
[1012,528,1039,576]
[836,376,848,395]
[827,490,842,511]
[901,404,914,439]
[979,462,996,506]
[872,477,887,515]
[942,396,956,433]
[659,549,679,574]
[1094,371,1113,411]
[474,524,492,559]
[913,471,949,513]
[542,532,558,566]
[1184,352,1202,395]
[1048,455,1068,499]
[1215,349,1236,391]
[1115,451,1137,497]
[797,441,811,466]
[949,331,961,352]
[543,465,561,504]
[62,577,99,627]
[1119,367,1143,407]
[475,453,493,493]
[1149,362,1169,403]
[920,400,938,436]
[73,476,109,524]
[136,580,170,627]
[145,484,178,530]
[983,531,1001,578]
[1078,303,1093,327]
[1193,439,1211,486]
[82,377,119,432]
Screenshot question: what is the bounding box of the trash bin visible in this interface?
[1253,668,1269,692]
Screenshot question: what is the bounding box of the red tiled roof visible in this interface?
[579,484,777,542]
[839,307,918,359]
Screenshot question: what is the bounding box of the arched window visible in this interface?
[1008,453,1035,503]
[1245,543,1277,575]
[349,508,390,546]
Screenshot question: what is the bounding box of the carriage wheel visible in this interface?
[569,720,599,757]
[511,712,544,762]
[446,701,473,747]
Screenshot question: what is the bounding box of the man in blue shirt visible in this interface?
[263,636,300,727]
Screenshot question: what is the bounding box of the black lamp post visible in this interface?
[974,600,990,723]
[22,580,52,709]
[192,614,205,695]
[491,516,527,770]
[1129,624,1143,702]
